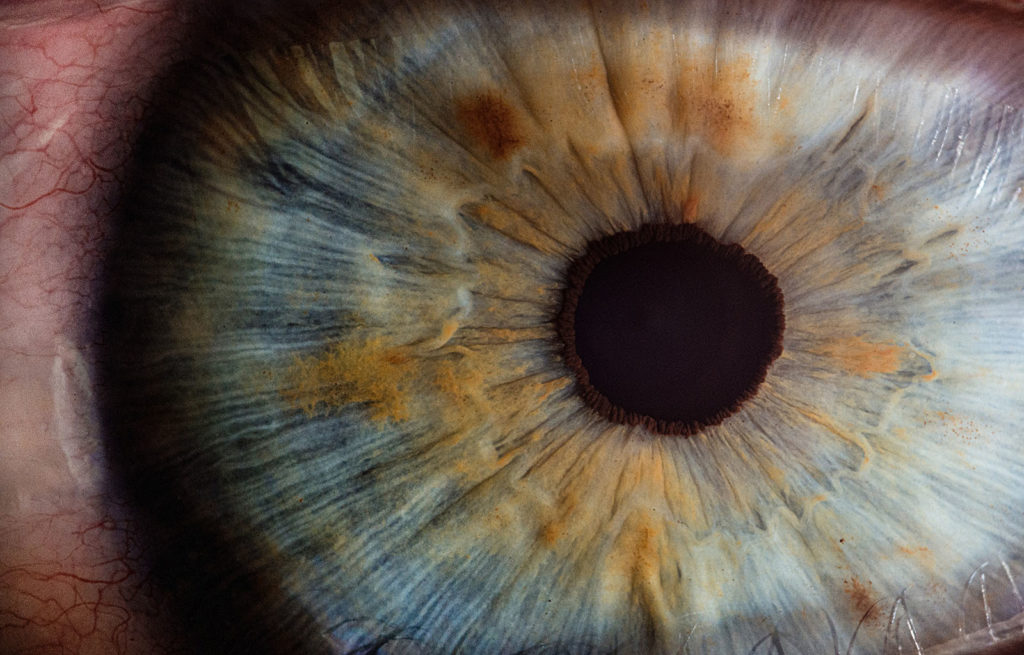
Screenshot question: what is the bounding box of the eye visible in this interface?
[5,1,1024,654]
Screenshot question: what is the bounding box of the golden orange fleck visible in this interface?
[438,319,459,344]
[607,514,662,592]
[897,545,930,556]
[534,378,569,404]
[895,544,937,573]
[570,62,606,104]
[432,359,481,411]
[762,460,787,486]
[492,449,516,470]
[279,337,415,422]
[539,490,580,548]
[813,337,904,377]
[484,328,523,343]
[631,524,658,575]
[540,521,563,547]
[600,511,664,589]
[456,91,525,160]
[682,194,700,222]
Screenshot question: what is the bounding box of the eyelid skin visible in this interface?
[3,1,1024,654]
[0,2,200,654]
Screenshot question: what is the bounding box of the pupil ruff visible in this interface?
[558,222,785,436]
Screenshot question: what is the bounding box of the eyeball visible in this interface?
[102,1,1024,653]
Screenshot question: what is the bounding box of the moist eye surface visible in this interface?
[100,1,1024,654]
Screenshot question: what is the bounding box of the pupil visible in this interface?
[558,223,785,436]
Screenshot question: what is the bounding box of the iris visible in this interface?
[100,0,1024,653]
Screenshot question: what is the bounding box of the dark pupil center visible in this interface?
[559,223,785,436]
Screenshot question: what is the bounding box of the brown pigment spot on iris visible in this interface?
[843,577,882,625]
[456,91,524,160]
[671,54,760,156]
